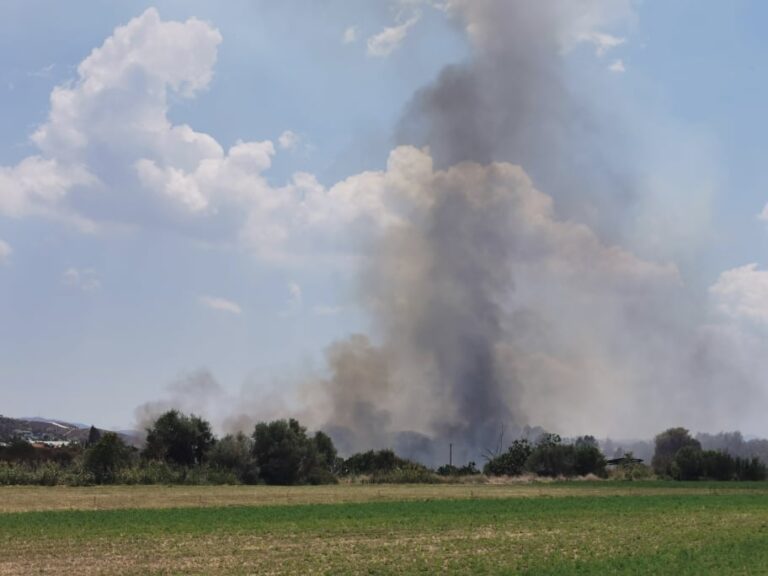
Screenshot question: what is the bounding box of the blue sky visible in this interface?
[2,1,768,439]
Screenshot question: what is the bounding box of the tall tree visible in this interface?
[652,427,701,477]
[142,410,215,467]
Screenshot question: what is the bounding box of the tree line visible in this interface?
[0,411,766,485]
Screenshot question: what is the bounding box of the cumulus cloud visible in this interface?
[710,264,768,325]
[367,15,420,57]
[199,296,242,315]
[0,8,224,228]
[0,157,95,223]
[63,267,101,291]
[0,240,11,263]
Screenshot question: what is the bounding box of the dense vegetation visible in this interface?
[651,427,766,481]
[0,412,765,486]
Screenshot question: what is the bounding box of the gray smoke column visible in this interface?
[400,0,635,235]
[313,1,641,464]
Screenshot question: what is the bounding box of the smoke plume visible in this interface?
[308,1,767,465]
[131,2,768,466]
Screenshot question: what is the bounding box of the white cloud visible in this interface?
[367,15,420,57]
[759,203,768,222]
[0,8,658,272]
[0,156,95,221]
[0,8,223,227]
[278,130,300,151]
[710,263,768,325]
[579,31,626,56]
[63,268,101,291]
[0,240,11,263]
[342,26,358,44]
[199,295,242,315]
[608,59,626,73]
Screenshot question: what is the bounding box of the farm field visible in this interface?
[1,482,768,575]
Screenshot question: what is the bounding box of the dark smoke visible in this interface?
[314,1,640,465]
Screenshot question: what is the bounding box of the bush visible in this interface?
[252,419,337,485]
[370,463,440,484]
[208,433,260,484]
[142,410,216,467]
[343,449,401,476]
[483,435,606,479]
[84,433,133,484]
[483,439,533,476]
[573,440,607,477]
[669,446,768,482]
[736,457,767,481]
[437,462,479,476]
[652,428,701,477]
[671,445,703,481]
[525,435,576,477]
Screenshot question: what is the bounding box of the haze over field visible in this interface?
[3,1,768,462]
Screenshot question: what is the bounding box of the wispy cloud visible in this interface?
[63,267,101,291]
[0,240,11,264]
[580,31,625,57]
[313,305,342,316]
[608,59,626,73]
[27,63,55,79]
[286,281,303,314]
[342,26,358,44]
[278,130,300,151]
[367,14,420,57]
[199,295,242,315]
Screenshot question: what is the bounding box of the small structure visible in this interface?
[606,456,644,466]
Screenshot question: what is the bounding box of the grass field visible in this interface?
[2,482,768,575]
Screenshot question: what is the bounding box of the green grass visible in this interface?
[2,485,768,574]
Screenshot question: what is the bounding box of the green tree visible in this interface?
[483,439,533,476]
[208,432,259,484]
[251,419,337,485]
[142,410,215,467]
[86,426,102,448]
[671,445,703,480]
[573,438,607,477]
[84,433,132,483]
[652,427,701,477]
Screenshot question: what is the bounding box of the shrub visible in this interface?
[437,462,479,476]
[370,463,440,484]
[208,433,260,484]
[652,428,701,477]
[84,433,133,484]
[483,440,533,476]
[142,410,216,467]
[252,419,337,485]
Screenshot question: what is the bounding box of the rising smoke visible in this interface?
[312,0,652,463]
[308,0,767,465]
[134,1,768,466]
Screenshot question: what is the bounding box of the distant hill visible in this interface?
[0,415,141,446]
[21,416,90,429]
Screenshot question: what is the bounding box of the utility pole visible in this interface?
[449,443,453,467]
